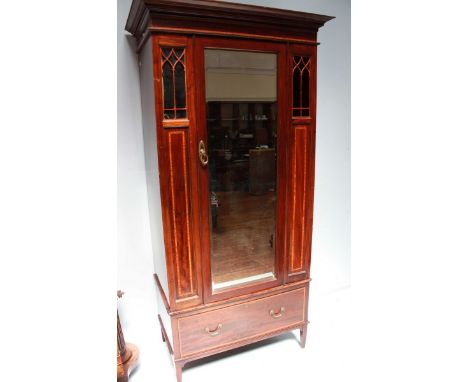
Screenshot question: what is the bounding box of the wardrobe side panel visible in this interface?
[139,38,170,300]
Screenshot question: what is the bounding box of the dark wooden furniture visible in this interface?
[117,291,139,382]
[125,1,333,380]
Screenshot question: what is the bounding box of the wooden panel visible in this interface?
[177,288,306,358]
[153,34,203,310]
[286,44,317,282]
[167,130,195,299]
[289,125,309,274]
[173,279,310,318]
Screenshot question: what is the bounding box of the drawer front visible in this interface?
[177,288,306,357]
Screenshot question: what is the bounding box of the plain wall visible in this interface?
[117,0,350,380]
[241,0,352,296]
[117,0,160,379]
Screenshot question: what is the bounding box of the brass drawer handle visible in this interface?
[205,323,222,337]
[198,140,209,166]
[270,307,285,319]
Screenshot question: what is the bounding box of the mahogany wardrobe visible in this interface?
[125,1,333,380]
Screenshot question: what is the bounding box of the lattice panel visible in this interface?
[292,56,311,117]
[161,48,187,120]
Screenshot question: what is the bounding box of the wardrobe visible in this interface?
[125,1,333,380]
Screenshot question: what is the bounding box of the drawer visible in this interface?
[177,288,306,357]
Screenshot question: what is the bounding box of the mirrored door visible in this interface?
[196,39,287,301]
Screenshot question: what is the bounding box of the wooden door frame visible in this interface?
[193,36,288,304]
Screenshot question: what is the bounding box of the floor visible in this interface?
[211,191,276,286]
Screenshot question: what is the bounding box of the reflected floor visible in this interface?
[211,191,276,287]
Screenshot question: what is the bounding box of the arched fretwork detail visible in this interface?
[161,48,187,120]
[292,56,311,117]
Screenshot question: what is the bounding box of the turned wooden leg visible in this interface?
[300,324,308,348]
[175,362,184,382]
[117,363,128,382]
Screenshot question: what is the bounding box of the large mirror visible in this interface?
[205,49,278,290]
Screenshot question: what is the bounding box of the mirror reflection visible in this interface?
[205,49,278,290]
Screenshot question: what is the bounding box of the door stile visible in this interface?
[193,36,212,305]
[275,42,288,289]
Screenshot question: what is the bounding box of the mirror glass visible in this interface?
[205,49,278,291]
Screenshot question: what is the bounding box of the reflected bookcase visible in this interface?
[125,1,333,380]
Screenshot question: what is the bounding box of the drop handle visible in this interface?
[205,323,222,336]
[198,140,209,166]
[270,307,285,319]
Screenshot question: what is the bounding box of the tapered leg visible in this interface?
[161,328,166,342]
[300,324,308,348]
[175,362,184,382]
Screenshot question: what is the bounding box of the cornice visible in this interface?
[125,0,334,48]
